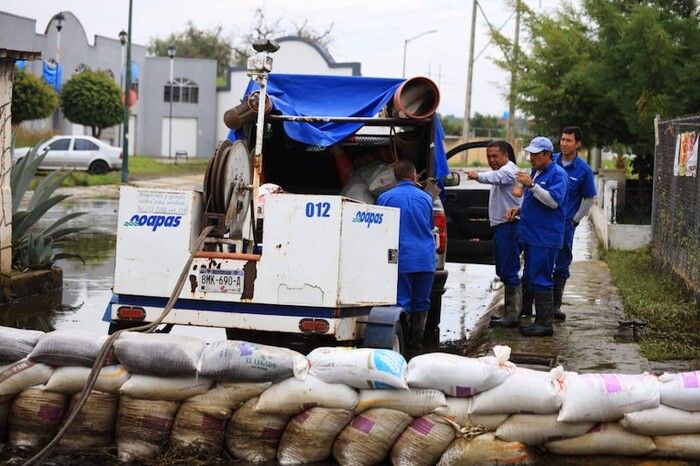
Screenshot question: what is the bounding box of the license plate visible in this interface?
[199,268,244,293]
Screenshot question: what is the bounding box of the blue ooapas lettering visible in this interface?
[352,210,384,228]
[126,214,182,231]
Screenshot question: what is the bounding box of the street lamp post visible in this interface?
[402,29,437,78]
[53,12,65,131]
[118,30,127,148]
[167,44,176,161]
[121,0,133,183]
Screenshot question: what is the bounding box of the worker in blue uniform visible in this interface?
[551,126,597,320]
[464,141,523,328]
[506,137,568,337]
[377,159,435,350]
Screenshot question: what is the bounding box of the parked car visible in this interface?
[13,135,123,174]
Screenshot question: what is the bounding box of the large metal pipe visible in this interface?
[223,91,273,130]
[391,76,440,119]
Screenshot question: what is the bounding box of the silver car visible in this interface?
[13,135,123,174]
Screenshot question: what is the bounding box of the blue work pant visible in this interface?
[397,271,433,313]
[554,222,575,280]
[493,221,521,286]
[521,243,559,292]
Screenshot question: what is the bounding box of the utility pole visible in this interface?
[121,0,133,183]
[506,0,521,144]
[462,0,478,144]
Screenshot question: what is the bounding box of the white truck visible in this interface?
[104,44,449,354]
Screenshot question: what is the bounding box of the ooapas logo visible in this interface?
[124,214,182,231]
[352,210,384,228]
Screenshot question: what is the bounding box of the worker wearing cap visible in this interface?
[505,136,568,337]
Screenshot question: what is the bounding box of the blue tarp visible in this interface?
[228,73,449,179]
[42,60,62,92]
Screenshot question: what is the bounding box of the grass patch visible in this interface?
[602,246,700,361]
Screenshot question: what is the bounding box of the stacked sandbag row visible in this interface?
[1,326,699,464]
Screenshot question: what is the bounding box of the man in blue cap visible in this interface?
[506,136,568,337]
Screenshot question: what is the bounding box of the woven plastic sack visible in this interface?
[187,381,270,409]
[437,432,532,466]
[119,374,212,401]
[44,365,130,394]
[113,332,206,377]
[652,434,700,461]
[558,372,660,422]
[659,371,700,412]
[255,375,359,416]
[0,359,54,395]
[199,339,308,383]
[355,388,446,417]
[58,390,118,451]
[496,414,595,446]
[391,414,457,466]
[434,397,508,431]
[0,326,43,363]
[277,407,353,465]
[333,408,412,466]
[308,347,408,390]
[545,422,657,457]
[226,397,290,463]
[621,404,700,435]
[170,396,232,453]
[116,395,180,462]
[29,329,103,367]
[9,386,68,449]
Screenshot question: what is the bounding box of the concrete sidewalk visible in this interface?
[474,218,698,374]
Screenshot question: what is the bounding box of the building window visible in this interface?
[164,78,198,104]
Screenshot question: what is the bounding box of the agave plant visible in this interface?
[10,140,87,271]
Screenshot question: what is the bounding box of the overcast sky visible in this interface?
[3,0,566,119]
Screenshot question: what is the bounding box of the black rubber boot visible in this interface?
[408,311,428,350]
[521,278,533,317]
[491,284,521,328]
[553,276,567,321]
[520,291,554,337]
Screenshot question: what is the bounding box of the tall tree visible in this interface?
[11,68,59,125]
[61,70,123,138]
[148,21,234,78]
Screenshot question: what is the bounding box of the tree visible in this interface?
[148,21,234,78]
[60,70,123,139]
[11,68,59,125]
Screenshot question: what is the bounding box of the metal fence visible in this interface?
[652,114,700,298]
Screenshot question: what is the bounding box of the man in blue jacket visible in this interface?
[551,126,597,320]
[506,137,568,337]
[377,159,435,350]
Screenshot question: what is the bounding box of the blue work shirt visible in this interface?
[518,162,568,249]
[553,153,597,221]
[377,180,435,273]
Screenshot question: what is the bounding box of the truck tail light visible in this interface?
[434,211,447,254]
[117,306,146,321]
[299,318,330,334]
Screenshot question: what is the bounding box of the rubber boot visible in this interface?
[520,291,554,337]
[490,284,521,328]
[521,278,533,318]
[408,311,428,350]
[553,276,567,321]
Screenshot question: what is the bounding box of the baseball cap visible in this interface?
[524,136,554,153]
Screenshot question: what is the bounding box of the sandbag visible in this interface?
[545,422,657,457]
[434,397,509,431]
[255,375,359,416]
[119,374,212,401]
[496,414,595,446]
[0,359,54,395]
[277,407,353,465]
[406,350,513,397]
[28,329,103,367]
[9,385,68,449]
[0,393,14,441]
[558,372,660,422]
[115,395,180,462]
[391,414,457,466]
[659,371,700,412]
[652,434,700,461]
[58,390,119,451]
[187,381,270,410]
[333,408,412,466]
[621,404,700,435]
[226,397,290,463]
[355,388,446,417]
[113,332,205,377]
[44,364,130,394]
[437,432,532,466]
[170,395,232,454]
[308,347,408,390]
[0,326,43,363]
[199,340,308,383]
[469,366,565,415]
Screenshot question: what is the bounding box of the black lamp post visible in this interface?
[118,30,127,148]
[167,44,176,161]
[121,0,133,183]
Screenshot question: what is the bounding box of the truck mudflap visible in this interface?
[363,305,405,351]
[104,294,373,341]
